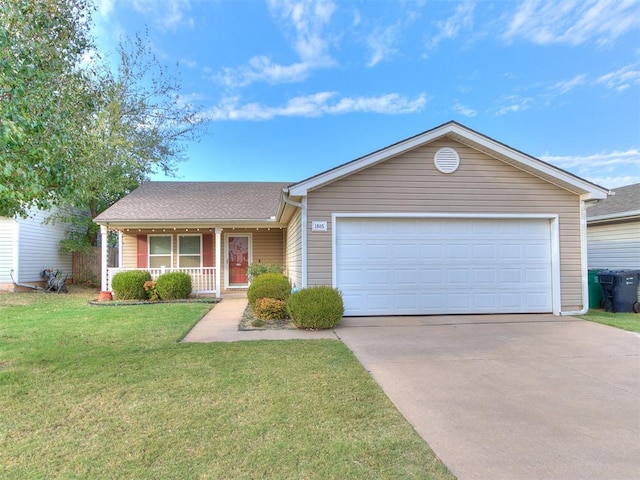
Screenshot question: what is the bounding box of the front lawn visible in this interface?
[0,288,453,479]
[578,309,640,332]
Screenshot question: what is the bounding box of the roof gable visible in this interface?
[287,121,609,200]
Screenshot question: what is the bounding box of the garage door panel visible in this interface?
[336,217,553,316]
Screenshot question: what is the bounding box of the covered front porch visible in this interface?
[99,224,286,297]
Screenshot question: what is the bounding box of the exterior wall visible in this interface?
[285,208,303,289]
[120,227,285,287]
[587,221,640,270]
[0,217,17,288]
[305,138,584,311]
[0,208,73,290]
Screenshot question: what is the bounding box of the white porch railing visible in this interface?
[107,267,217,296]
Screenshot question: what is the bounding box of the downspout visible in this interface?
[281,191,306,288]
[10,269,42,290]
[560,198,598,316]
[282,196,303,209]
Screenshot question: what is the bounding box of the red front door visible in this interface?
[228,236,249,285]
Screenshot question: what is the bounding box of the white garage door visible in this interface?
[335,217,553,316]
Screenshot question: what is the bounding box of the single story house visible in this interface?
[95,121,609,316]
[587,182,640,299]
[0,207,73,291]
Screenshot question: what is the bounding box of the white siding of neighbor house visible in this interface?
[587,221,640,270]
[587,221,640,301]
[0,217,17,286]
[15,209,73,283]
[305,138,584,312]
[285,208,303,289]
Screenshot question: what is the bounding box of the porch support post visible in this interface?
[100,225,109,291]
[215,227,222,296]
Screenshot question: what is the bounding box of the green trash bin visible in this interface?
[588,269,603,309]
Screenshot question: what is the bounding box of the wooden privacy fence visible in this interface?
[73,247,118,286]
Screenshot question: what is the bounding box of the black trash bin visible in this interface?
[597,270,640,313]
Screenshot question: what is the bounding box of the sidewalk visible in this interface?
[182,297,338,343]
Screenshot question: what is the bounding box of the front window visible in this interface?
[179,235,201,268]
[149,235,172,268]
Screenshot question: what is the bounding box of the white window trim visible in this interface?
[148,234,173,269]
[178,233,203,268]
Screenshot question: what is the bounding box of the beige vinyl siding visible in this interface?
[285,208,303,289]
[306,138,584,311]
[0,217,17,286]
[251,229,285,265]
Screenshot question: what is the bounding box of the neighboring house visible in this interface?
[587,183,640,298]
[95,121,609,316]
[0,207,73,291]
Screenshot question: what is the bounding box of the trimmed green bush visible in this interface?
[254,298,289,320]
[247,263,285,281]
[247,273,291,308]
[155,271,192,300]
[111,270,152,300]
[287,286,344,330]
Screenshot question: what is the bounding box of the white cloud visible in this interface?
[364,7,422,67]
[96,0,116,17]
[540,149,640,188]
[424,0,474,54]
[494,95,533,116]
[366,25,401,67]
[453,102,477,117]
[547,74,587,95]
[214,0,337,87]
[203,92,427,121]
[131,0,194,30]
[502,0,640,46]
[267,0,336,62]
[215,57,310,87]
[596,63,640,92]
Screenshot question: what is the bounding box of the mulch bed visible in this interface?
[239,304,295,331]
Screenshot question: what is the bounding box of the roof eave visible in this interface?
[587,210,640,224]
[96,218,285,229]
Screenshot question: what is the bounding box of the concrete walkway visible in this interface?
[182,297,337,342]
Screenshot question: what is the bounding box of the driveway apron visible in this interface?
[335,315,640,480]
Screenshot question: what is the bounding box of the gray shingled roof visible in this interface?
[95,182,290,222]
[587,183,640,220]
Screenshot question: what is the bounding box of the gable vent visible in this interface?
[434,147,460,173]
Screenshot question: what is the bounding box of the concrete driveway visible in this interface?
[335,314,640,480]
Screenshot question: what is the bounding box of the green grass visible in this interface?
[0,288,453,479]
[578,309,640,332]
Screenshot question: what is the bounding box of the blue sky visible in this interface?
[94,0,640,189]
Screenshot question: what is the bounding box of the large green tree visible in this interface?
[59,32,206,248]
[2,1,206,249]
[0,0,94,217]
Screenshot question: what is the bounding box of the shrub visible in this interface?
[143,280,159,301]
[253,298,289,320]
[247,263,285,281]
[287,286,344,330]
[155,271,192,300]
[247,273,291,308]
[111,270,152,300]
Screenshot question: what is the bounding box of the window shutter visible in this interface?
[137,235,148,268]
[202,234,213,267]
